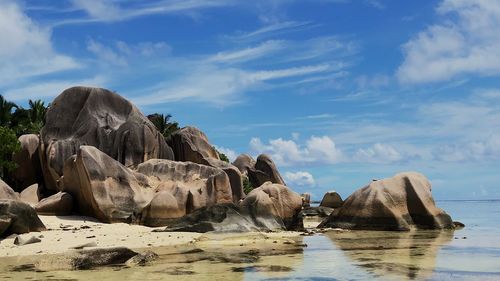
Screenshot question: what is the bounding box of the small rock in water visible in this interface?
[14,235,41,246]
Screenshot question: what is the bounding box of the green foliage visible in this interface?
[0,95,18,127]
[0,95,48,136]
[243,176,254,195]
[214,147,230,163]
[0,126,21,178]
[148,113,180,139]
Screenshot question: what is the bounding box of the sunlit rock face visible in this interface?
[40,86,174,191]
[168,126,245,202]
[319,172,454,231]
[62,146,232,225]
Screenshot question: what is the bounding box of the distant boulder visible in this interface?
[318,172,454,231]
[240,182,303,231]
[12,134,43,191]
[319,191,343,208]
[40,86,173,191]
[0,199,46,238]
[301,193,311,207]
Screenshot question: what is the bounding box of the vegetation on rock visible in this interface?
[147,113,180,139]
[0,126,21,178]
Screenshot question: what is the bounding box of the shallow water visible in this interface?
[1,200,500,280]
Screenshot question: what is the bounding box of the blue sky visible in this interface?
[1,0,500,200]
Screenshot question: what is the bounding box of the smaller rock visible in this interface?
[319,191,343,208]
[453,221,465,229]
[35,192,73,215]
[14,235,42,246]
[301,193,311,207]
[20,184,43,206]
[125,250,159,266]
[0,179,19,200]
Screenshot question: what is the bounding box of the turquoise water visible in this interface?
[1,200,499,280]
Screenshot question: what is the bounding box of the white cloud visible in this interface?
[134,64,334,106]
[213,145,238,162]
[249,135,343,166]
[62,0,232,25]
[87,39,128,66]
[284,171,316,187]
[0,1,79,85]
[229,21,315,41]
[434,134,500,162]
[354,143,404,164]
[398,0,500,83]
[207,40,284,63]
[3,76,107,102]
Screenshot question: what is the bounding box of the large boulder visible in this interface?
[205,158,245,202]
[167,126,244,202]
[62,146,233,225]
[0,178,19,200]
[137,158,233,226]
[248,154,286,188]
[40,86,173,191]
[0,199,46,238]
[240,182,303,231]
[319,191,343,208]
[35,192,73,215]
[62,146,154,223]
[167,126,219,164]
[12,134,43,191]
[318,172,454,231]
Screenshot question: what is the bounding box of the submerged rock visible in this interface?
[318,172,454,231]
[319,191,343,208]
[40,86,173,191]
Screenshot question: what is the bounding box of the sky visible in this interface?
[1,0,500,200]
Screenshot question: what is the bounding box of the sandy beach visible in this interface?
[0,215,308,258]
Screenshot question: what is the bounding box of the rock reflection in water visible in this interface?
[325,230,454,280]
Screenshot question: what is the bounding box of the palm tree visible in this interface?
[0,95,18,127]
[147,113,180,138]
[28,99,48,125]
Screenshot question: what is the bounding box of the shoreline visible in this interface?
[0,215,310,259]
